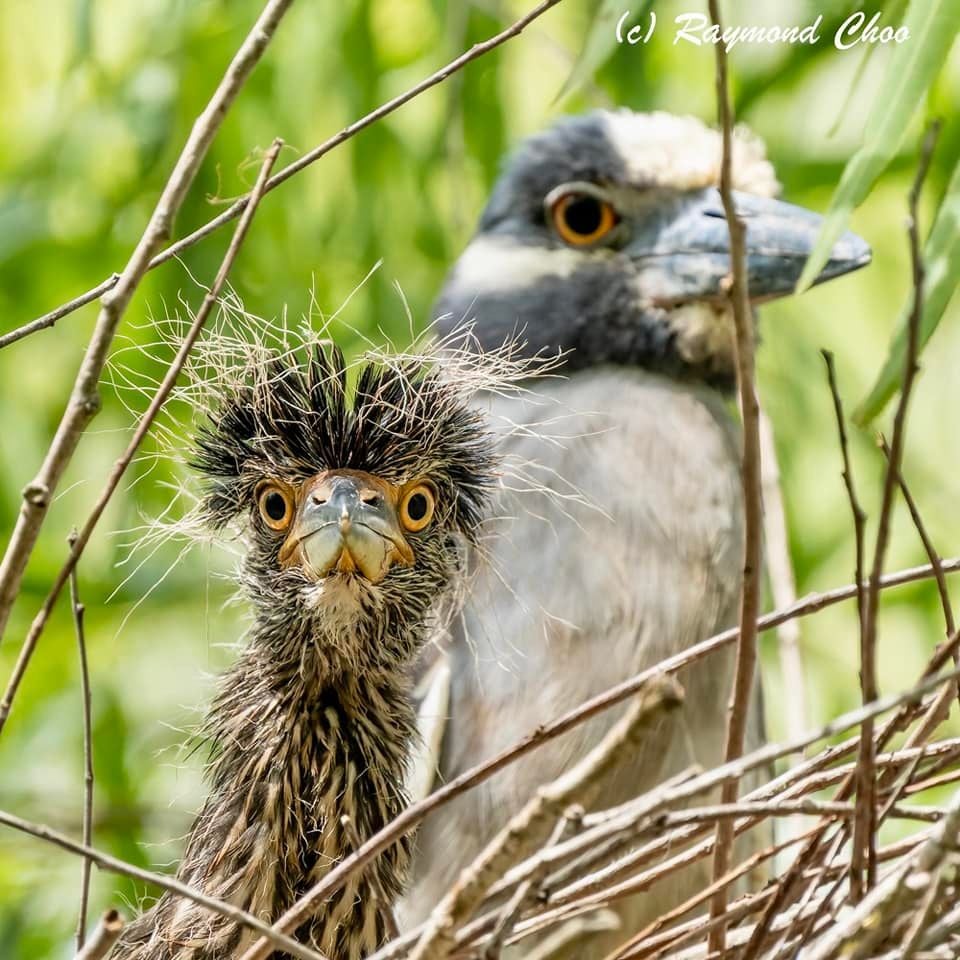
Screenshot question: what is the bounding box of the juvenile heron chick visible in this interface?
[112,342,498,960]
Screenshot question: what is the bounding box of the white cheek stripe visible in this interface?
[450,235,590,294]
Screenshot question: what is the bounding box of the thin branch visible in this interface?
[512,671,960,923]
[407,676,683,960]
[900,856,947,958]
[822,349,868,634]
[0,278,118,351]
[868,435,960,839]
[536,738,956,928]
[0,139,283,735]
[0,0,565,354]
[233,557,960,960]
[74,909,124,960]
[706,0,763,950]
[0,0,295,642]
[482,812,576,960]
[806,786,960,959]
[741,621,960,960]
[243,650,960,960]
[603,831,810,960]
[379,734,957,960]
[0,809,329,960]
[822,347,871,901]
[68,531,94,953]
[511,828,933,958]
[879,434,956,638]
[852,118,941,900]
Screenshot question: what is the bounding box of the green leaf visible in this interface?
[556,0,654,104]
[854,154,960,424]
[796,0,960,292]
[825,0,909,138]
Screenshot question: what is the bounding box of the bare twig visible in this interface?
[236,557,960,960]
[482,812,576,960]
[807,786,960,959]
[0,0,295,641]
[408,676,684,960]
[871,434,960,836]
[0,809,328,960]
[378,735,957,960]
[822,348,871,901]
[74,909,124,960]
[0,139,283,735]
[256,653,960,960]
[706,0,763,950]
[879,434,956,638]
[0,278,118,351]
[603,831,810,960]
[876,644,960,835]
[901,862,948,958]
[741,621,960,959]
[0,0,565,354]
[68,531,94,953]
[517,669,960,921]
[851,118,941,900]
[822,350,868,636]
[341,815,401,942]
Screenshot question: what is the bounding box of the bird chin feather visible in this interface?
[663,301,737,375]
[303,571,369,613]
[301,573,385,657]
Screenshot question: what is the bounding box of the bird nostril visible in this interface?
[312,494,328,505]
[361,494,382,507]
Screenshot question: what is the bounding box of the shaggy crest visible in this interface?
[192,342,498,545]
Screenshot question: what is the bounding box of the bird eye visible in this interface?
[399,483,436,533]
[550,192,618,246]
[257,483,294,531]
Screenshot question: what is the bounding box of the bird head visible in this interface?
[191,343,497,673]
[435,110,871,388]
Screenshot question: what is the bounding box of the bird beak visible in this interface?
[279,472,414,584]
[624,187,871,304]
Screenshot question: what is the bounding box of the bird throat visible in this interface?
[664,301,738,382]
[217,649,415,957]
[123,628,418,960]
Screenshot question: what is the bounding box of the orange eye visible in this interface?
[257,483,294,531]
[399,483,436,533]
[551,192,618,246]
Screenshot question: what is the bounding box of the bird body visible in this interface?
[402,110,870,955]
[403,367,760,953]
[120,651,415,958]
[112,344,501,960]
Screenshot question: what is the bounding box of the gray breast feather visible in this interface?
[402,367,764,953]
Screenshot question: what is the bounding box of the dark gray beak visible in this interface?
[625,188,871,304]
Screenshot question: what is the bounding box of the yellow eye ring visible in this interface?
[550,192,618,246]
[256,482,294,532]
[399,483,436,533]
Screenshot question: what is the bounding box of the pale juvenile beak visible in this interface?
[279,473,414,584]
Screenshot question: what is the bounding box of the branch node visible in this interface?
[22,482,50,507]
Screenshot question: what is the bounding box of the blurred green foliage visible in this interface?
[0,0,958,956]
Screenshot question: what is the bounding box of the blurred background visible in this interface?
[0,0,958,955]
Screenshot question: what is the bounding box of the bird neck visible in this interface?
[206,625,418,836]
[132,621,419,959]
[436,266,744,392]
